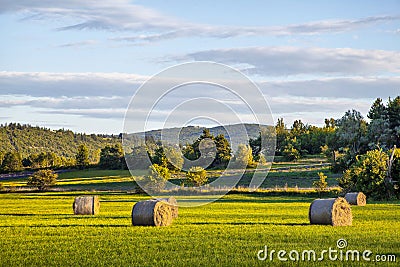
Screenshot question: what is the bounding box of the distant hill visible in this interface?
[125,123,270,151]
[0,123,269,159]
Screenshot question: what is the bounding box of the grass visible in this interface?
[0,193,398,266]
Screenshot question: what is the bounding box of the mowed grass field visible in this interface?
[0,193,398,266]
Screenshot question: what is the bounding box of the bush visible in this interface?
[282,144,300,161]
[338,149,391,199]
[186,166,208,187]
[143,164,171,192]
[27,169,58,191]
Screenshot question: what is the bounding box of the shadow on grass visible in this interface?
[0,224,130,228]
[191,222,309,226]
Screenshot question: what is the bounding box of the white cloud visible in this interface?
[1,1,399,43]
[0,71,146,97]
[177,47,400,76]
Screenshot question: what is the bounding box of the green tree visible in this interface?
[387,96,400,147]
[339,149,392,199]
[0,151,23,173]
[213,134,231,167]
[99,144,124,169]
[27,169,58,191]
[282,142,300,162]
[234,144,255,168]
[275,118,289,155]
[143,164,170,192]
[75,144,90,169]
[313,172,328,197]
[186,166,208,186]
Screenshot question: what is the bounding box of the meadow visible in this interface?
[0,192,398,266]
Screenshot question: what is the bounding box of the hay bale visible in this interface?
[73,196,100,215]
[132,199,173,226]
[309,197,352,226]
[154,197,178,218]
[344,192,366,206]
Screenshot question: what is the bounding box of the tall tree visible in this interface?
[76,144,90,169]
[387,96,400,147]
[99,144,124,169]
[0,151,23,173]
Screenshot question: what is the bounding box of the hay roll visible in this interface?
[154,197,178,218]
[345,192,366,206]
[132,200,173,226]
[73,196,100,215]
[309,197,352,226]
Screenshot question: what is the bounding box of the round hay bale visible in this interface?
[132,199,173,226]
[309,197,352,226]
[344,192,366,206]
[73,196,100,215]
[154,197,178,218]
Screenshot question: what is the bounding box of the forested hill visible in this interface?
[0,123,122,160]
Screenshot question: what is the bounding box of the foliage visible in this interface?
[186,166,208,186]
[183,129,231,169]
[282,142,300,162]
[0,151,23,173]
[27,169,58,191]
[75,144,90,169]
[152,146,183,172]
[313,172,328,196]
[126,146,151,170]
[99,144,125,169]
[234,144,255,168]
[339,149,393,199]
[143,164,171,192]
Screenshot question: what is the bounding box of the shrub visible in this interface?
[313,172,328,197]
[143,164,171,192]
[186,166,208,187]
[27,169,58,191]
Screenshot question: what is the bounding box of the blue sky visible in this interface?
[0,0,399,133]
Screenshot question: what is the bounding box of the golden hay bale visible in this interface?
[73,196,100,215]
[132,199,173,226]
[309,197,352,226]
[154,197,178,218]
[344,192,366,206]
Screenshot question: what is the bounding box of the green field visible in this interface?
[0,192,398,266]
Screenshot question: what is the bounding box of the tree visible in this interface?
[213,134,231,167]
[186,166,208,186]
[335,110,368,156]
[387,96,400,147]
[126,145,151,170]
[75,144,90,169]
[282,142,300,162]
[0,151,23,173]
[313,172,328,197]
[142,164,170,192]
[367,98,391,150]
[99,144,124,169]
[234,144,255,168]
[275,118,289,155]
[27,169,58,191]
[338,149,392,199]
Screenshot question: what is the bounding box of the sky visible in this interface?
[0,0,399,134]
